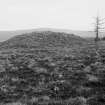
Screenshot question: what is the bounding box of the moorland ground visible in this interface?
[0,31,105,105]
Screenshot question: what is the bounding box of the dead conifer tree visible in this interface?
[94,15,105,58]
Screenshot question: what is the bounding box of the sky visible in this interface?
[0,0,105,31]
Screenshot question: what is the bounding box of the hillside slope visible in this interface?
[1,32,105,105]
[0,28,102,42]
[0,31,87,49]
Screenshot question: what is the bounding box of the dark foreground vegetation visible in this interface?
[0,31,105,105]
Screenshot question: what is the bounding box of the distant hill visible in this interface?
[0,31,87,50]
[0,28,104,42]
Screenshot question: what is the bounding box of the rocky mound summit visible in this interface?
[0,31,87,49]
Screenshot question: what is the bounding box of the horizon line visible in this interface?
[0,27,94,32]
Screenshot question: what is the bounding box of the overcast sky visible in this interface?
[0,0,105,31]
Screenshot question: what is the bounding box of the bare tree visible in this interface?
[94,15,105,56]
[94,16,105,41]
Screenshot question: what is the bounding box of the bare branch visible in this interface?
[99,18,105,21]
[98,22,105,25]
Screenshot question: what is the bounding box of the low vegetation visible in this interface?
[0,31,105,105]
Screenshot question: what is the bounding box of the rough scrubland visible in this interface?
[0,31,105,105]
